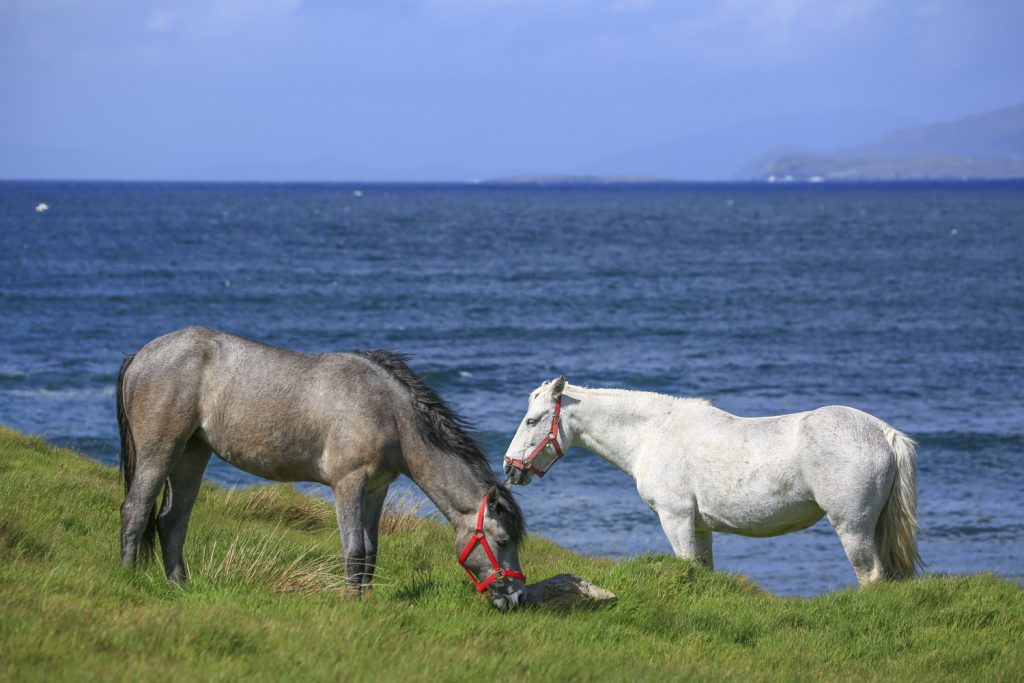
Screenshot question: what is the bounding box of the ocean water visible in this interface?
[1,180,1022,596]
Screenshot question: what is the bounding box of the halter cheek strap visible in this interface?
[457,495,526,592]
[503,395,564,477]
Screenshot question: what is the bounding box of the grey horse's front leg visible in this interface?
[361,485,389,589]
[332,473,367,596]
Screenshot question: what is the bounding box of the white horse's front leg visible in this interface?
[656,510,714,569]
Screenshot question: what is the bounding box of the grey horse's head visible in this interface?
[456,485,528,610]
[503,376,568,487]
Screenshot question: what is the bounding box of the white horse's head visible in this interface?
[503,376,569,486]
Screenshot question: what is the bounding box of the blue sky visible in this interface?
[2,0,1022,181]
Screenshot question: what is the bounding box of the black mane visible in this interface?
[354,350,526,543]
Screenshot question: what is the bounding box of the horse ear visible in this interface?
[487,485,499,510]
[551,375,566,396]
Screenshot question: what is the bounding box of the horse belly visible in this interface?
[698,498,824,537]
[199,423,328,484]
[694,467,824,537]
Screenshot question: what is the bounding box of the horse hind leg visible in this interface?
[121,433,184,566]
[156,438,212,582]
[121,470,165,565]
[834,520,885,586]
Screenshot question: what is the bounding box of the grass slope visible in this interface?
[1,427,1021,681]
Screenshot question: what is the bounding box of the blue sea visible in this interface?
[2,180,1022,596]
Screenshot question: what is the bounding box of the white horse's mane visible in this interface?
[570,385,713,407]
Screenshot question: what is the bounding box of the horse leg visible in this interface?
[332,472,368,596]
[156,438,212,582]
[657,510,712,567]
[360,484,389,589]
[695,530,714,569]
[817,460,892,586]
[121,434,184,566]
[832,519,885,586]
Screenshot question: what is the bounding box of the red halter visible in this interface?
[503,395,564,477]
[457,494,526,592]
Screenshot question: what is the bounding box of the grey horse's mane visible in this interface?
[355,350,526,543]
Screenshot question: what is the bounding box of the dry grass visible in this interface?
[211,483,427,536]
[378,493,426,535]
[194,484,424,592]
[194,527,349,594]
[213,484,337,532]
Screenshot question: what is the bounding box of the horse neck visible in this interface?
[566,386,666,478]
[402,438,493,534]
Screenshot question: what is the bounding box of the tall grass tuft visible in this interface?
[195,527,348,594]
[213,484,337,531]
[378,493,426,535]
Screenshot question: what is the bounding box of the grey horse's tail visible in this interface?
[117,352,157,561]
[876,425,923,578]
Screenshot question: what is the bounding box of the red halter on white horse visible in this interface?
[458,494,527,591]
[503,394,564,477]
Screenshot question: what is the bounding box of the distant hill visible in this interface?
[483,174,675,185]
[740,103,1024,181]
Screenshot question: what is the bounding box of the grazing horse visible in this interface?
[117,327,527,609]
[503,377,922,586]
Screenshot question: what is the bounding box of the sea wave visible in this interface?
[914,430,1024,451]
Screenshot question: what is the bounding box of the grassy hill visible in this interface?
[1,426,1021,681]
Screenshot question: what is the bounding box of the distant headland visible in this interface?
[737,102,1024,182]
[487,103,1024,184]
[482,174,676,185]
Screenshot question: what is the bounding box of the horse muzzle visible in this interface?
[491,583,528,611]
[503,462,534,486]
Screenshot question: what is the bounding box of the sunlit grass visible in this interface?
[1,426,1021,682]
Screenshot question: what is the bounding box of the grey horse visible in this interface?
[117,327,527,609]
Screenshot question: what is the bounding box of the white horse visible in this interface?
[503,377,922,586]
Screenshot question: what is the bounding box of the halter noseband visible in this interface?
[457,494,526,592]
[503,394,564,477]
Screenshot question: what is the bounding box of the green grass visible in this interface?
[1,426,1021,681]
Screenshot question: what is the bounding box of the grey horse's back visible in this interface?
[122,327,406,483]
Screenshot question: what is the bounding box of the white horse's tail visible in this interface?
[876,425,923,578]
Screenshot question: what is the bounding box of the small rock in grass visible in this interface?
[524,574,616,609]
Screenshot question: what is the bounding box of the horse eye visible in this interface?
[526,418,539,426]
[496,540,509,548]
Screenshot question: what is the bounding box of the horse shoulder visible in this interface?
[632,434,697,511]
